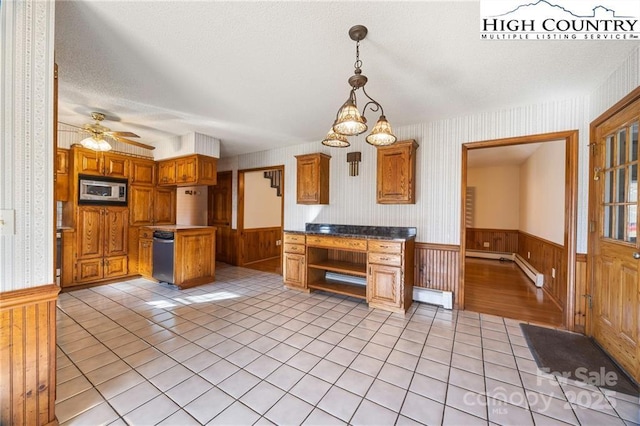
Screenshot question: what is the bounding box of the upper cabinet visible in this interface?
[376,139,418,204]
[130,158,156,186]
[73,146,130,178]
[296,153,330,204]
[157,154,217,186]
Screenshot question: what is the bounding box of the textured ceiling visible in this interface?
[55,1,639,158]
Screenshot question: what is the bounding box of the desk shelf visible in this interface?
[307,259,367,277]
[307,279,367,300]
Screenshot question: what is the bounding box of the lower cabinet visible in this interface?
[138,237,153,278]
[283,253,306,289]
[76,255,128,283]
[368,264,403,311]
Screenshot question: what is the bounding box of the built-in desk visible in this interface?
[283,224,416,313]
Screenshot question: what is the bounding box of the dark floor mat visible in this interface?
[520,324,639,397]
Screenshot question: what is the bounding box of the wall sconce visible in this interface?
[347,152,362,176]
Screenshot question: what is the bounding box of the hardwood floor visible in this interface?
[465,257,564,327]
[243,256,282,275]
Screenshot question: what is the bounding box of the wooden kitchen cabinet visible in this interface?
[130,158,156,186]
[56,148,70,201]
[367,239,414,313]
[157,154,217,186]
[138,228,153,278]
[376,139,418,204]
[130,186,154,226]
[73,146,130,178]
[154,187,176,224]
[296,153,330,204]
[74,206,128,283]
[283,233,307,289]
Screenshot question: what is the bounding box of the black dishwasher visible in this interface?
[152,231,175,284]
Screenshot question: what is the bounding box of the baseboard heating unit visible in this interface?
[324,272,366,286]
[413,287,453,310]
[514,254,544,287]
[466,250,514,261]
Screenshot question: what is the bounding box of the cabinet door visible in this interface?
[103,153,129,178]
[376,140,417,204]
[283,253,306,289]
[176,157,197,184]
[77,206,104,258]
[131,159,155,186]
[104,255,128,279]
[154,188,176,225]
[157,160,176,185]
[138,239,153,277]
[129,186,154,226]
[368,264,403,309]
[76,257,104,283]
[75,149,102,175]
[56,149,70,201]
[176,231,215,284]
[198,156,217,185]
[104,207,129,256]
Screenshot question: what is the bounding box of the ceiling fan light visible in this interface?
[321,129,350,148]
[366,115,397,146]
[80,136,112,152]
[333,98,367,136]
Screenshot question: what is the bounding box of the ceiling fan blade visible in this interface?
[112,136,155,150]
[105,131,140,138]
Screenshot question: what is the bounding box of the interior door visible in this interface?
[208,171,233,263]
[592,97,640,383]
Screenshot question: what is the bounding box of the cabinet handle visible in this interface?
[379,257,390,261]
[369,266,371,275]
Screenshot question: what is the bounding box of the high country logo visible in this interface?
[480,0,640,40]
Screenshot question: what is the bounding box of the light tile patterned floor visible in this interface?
[56,264,639,425]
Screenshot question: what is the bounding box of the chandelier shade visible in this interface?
[321,129,350,147]
[332,97,367,136]
[80,135,112,152]
[322,25,396,148]
[366,115,397,146]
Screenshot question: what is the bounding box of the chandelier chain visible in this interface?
[354,40,362,71]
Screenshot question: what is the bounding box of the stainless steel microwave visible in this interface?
[78,174,128,206]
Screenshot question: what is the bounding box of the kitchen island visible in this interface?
[140,225,216,289]
[283,224,416,313]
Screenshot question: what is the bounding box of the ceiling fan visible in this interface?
[61,112,155,151]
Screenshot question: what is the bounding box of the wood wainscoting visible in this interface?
[517,231,566,309]
[574,254,588,334]
[1,284,60,426]
[466,228,518,253]
[240,227,282,266]
[414,242,460,297]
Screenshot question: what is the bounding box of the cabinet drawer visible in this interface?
[306,235,367,251]
[368,240,402,254]
[368,253,402,266]
[284,233,306,244]
[139,228,154,239]
[284,243,305,254]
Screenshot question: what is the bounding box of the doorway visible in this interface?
[460,131,578,329]
[588,88,640,383]
[237,166,284,274]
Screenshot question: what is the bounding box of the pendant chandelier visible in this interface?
[322,25,397,148]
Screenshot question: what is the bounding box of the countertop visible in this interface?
[285,223,416,241]
[143,225,217,232]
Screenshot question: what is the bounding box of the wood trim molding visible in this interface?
[461,130,579,329]
[0,284,60,310]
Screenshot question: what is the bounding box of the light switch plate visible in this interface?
[0,209,15,235]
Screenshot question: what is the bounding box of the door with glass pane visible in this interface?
[592,97,640,383]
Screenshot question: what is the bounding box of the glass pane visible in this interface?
[616,205,625,240]
[616,167,626,202]
[604,170,613,203]
[630,165,637,201]
[627,204,637,243]
[604,205,613,238]
[618,128,627,165]
[606,135,614,168]
[630,121,638,162]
